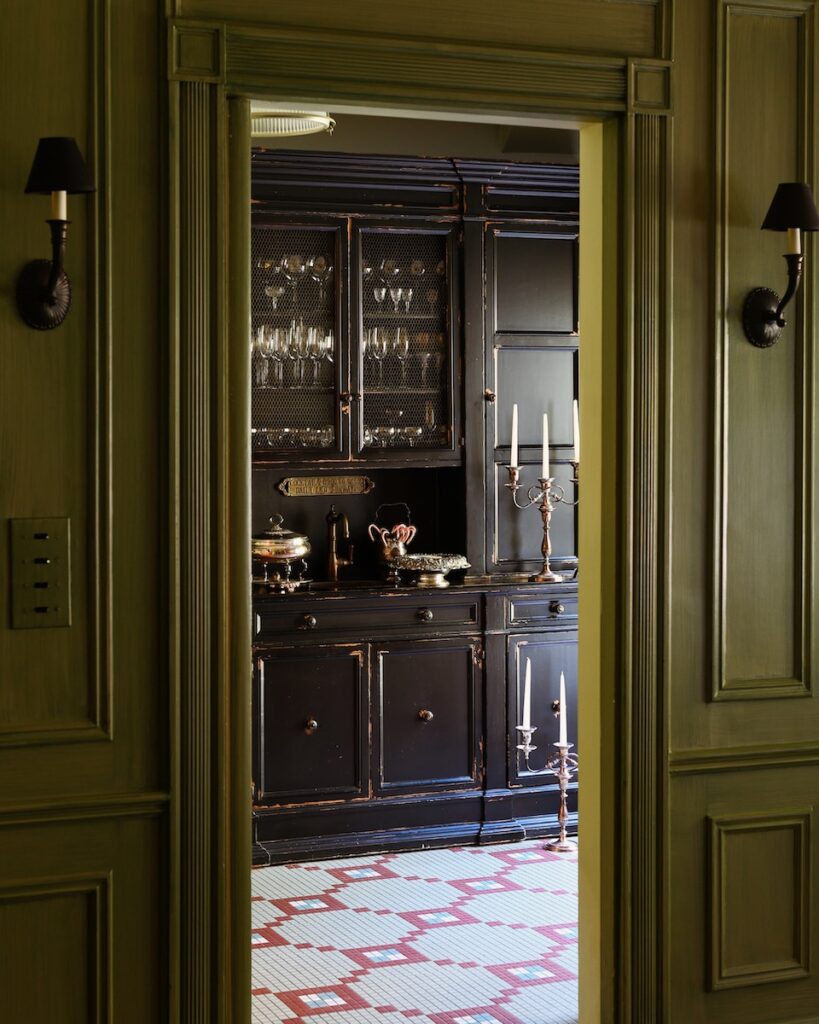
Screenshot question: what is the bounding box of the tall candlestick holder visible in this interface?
[515,726,579,852]
[506,463,579,583]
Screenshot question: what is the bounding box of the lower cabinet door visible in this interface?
[507,631,578,787]
[373,637,483,794]
[253,644,367,805]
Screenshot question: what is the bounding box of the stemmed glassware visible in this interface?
[373,286,387,309]
[264,284,285,310]
[308,255,333,304]
[392,327,410,386]
[367,327,388,388]
[280,254,307,306]
[389,286,403,313]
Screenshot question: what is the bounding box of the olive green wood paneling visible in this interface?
[709,810,811,990]
[0,0,106,747]
[0,813,164,1024]
[714,0,815,701]
[174,0,658,58]
[670,770,819,1022]
[621,110,671,1024]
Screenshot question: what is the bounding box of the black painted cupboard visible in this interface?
[250,152,579,863]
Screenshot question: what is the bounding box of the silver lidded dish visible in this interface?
[252,514,311,593]
[392,553,469,589]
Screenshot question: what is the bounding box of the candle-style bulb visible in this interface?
[786,227,802,255]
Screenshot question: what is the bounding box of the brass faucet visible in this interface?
[326,504,354,582]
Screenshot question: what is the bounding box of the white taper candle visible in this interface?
[558,671,568,747]
[541,413,550,480]
[522,658,532,731]
[572,399,580,463]
[511,403,519,468]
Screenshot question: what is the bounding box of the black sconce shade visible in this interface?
[761,182,819,232]
[24,137,95,196]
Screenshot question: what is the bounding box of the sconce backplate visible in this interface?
[16,259,72,330]
[742,287,782,348]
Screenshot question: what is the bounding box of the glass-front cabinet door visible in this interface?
[352,221,460,463]
[251,220,348,460]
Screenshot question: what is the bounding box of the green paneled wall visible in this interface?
[2,0,818,1021]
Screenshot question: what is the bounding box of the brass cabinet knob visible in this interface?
[305,718,319,734]
[339,392,352,414]
[302,613,317,629]
[549,601,565,615]
[417,608,434,622]
[418,709,434,722]
[484,389,496,403]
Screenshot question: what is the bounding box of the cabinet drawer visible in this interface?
[255,593,482,641]
[506,592,577,629]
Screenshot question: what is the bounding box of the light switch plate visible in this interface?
[10,517,71,628]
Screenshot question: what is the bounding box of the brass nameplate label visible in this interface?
[278,475,375,497]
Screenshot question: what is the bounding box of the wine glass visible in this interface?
[369,326,388,388]
[389,286,404,313]
[308,255,333,304]
[403,287,413,313]
[373,286,387,309]
[252,325,269,386]
[392,327,410,386]
[269,327,288,385]
[280,254,307,306]
[380,258,401,282]
[306,326,321,386]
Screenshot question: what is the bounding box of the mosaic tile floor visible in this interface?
[251,840,578,1024]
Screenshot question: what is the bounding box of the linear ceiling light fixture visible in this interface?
[250,110,335,139]
[743,182,819,348]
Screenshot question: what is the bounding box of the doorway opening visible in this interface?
[243,101,608,1024]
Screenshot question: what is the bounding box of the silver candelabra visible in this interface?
[505,462,579,583]
[515,725,579,853]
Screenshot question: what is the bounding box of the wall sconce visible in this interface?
[742,182,819,348]
[16,137,96,331]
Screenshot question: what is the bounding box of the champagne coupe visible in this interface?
[385,407,405,447]
[373,286,387,309]
[392,327,410,386]
[280,254,307,306]
[307,255,333,304]
[266,282,288,309]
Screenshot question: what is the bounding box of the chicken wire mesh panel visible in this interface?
[360,231,451,450]
[251,226,338,452]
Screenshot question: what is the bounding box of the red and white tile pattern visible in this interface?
[251,841,578,1024]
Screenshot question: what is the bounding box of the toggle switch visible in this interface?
[10,518,71,628]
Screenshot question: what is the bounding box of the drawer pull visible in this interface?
[418,708,434,723]
[549,601,565,616]
[305,718,319,734]
[483,389,496,403]
[301,614,318,629]
[417,608,434,622]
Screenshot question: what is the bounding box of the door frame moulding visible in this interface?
[166,16,673,1024]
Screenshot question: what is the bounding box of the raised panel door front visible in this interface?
[374,638,482,794]
[254,644,366,804]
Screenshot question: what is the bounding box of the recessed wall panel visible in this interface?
[714,2,811,699]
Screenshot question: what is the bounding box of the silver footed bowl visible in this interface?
[393,553,470,588]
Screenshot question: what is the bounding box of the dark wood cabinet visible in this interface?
[250,154,580,864]
[253,645,367,804]
[374,637,482,794]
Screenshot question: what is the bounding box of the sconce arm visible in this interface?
[45,220,68,300]
[773,253,804,326]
